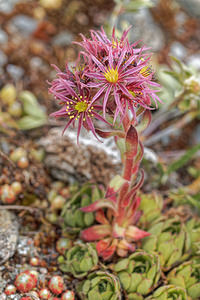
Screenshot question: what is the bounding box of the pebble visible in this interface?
[0,210,19,265]
[10,15,38,36]
[0,29,8,44]
[0,0,19,14]
[188,54,200,70]
[17,237,34,257]
[177,0,200,18]
[52,31,73,46]
[170,42,187,60]
[0,50,7,67]
[6,64,24,81]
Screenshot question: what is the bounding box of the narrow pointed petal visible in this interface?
[103,85,112,117]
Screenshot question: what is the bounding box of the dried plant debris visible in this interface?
[39,127,121,185]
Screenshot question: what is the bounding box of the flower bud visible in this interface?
[39,288,51,299]
[48,276,64,295]
[8,101,22,117]
[10,147,27,162]
[17,156,29,168]
[0,84,16,105]
[4,284,16,295]
[51,195,65,210]
[61,290,75,300]
[11,181,22,195]
[0,184,16,204]
[56,238,73,255]
[29,257,40,266]
[14,271,36,293]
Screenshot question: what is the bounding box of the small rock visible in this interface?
[177,0,200,18]
[17,237,34,256]
[0,50,7,67]
[188,54,200,70]
[52,31,73,46]
[0,210,19,265]
[170,42,187,60]
[0,29,8,44]
[6,64,24,81]
[11,15,38,36]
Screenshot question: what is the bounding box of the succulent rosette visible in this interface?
[142,217,191,270]
[58,242,98,278]
[76,271,121,300]
[146,285,189,300]
[61,184,103,233]
[113,250,161,299]
[138,193,163,229]
[186,218,200,254]
[167,259,200,299]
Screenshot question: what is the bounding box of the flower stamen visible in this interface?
[104,67,119,83]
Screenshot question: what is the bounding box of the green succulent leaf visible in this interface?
[58,243,98,278]
[77,271,121,300]
[114,250,160,297]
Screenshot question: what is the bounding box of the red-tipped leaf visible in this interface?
[80,199,117,213]
[81,225,111,241]
[125,225,150,241]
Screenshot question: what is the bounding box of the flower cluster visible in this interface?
[49,27,161,140]
[49,27,162,260]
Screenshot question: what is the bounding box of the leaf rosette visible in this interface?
[138,193,163,229]
[113,250,161,299]
[58,243,98,278]
[61,184,103,233]
[167,259,200,299]
[142,217,191,270]
[77,271,121,300]
[146,285,189,300]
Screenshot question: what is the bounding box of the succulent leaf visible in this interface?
[58,243,98,278]
[114,250,161,297]
[77,271,121,300]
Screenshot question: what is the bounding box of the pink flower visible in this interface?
[78,27,162,121]
[49,68,108,142]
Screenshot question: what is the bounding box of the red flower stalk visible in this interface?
[80,119,151,260]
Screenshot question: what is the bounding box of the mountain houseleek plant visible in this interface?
[49,27,161,260]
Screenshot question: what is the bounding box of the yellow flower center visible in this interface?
[75,101,88,113]
[104,67,119,83]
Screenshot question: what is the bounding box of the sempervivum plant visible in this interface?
[58,242,98,278]
[146,285,189,300]
[167,259,200,299]
[76,271,121,300]
[113,250,161,299]
[142,217,191,270]
[49,27,161,260]
[186,218,200,255]
[138,193,163,229]
[61,184,103,233]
